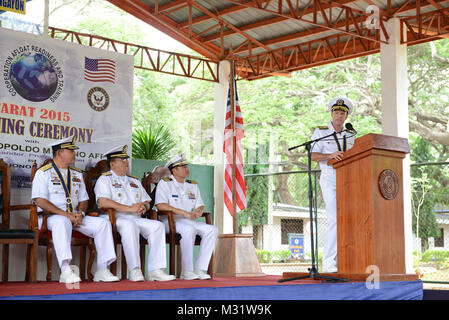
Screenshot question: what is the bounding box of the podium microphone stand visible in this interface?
[278,133,348,283]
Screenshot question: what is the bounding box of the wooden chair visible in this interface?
[86,160,145,279]
[142,170,213,277]
[0,158,38,283]
[31,159,96,281]
[142,170,180,275]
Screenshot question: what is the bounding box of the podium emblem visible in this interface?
[378,169,399,200]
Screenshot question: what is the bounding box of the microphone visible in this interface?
[345,122,357,134]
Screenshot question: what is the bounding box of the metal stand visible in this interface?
[279,136,348,283]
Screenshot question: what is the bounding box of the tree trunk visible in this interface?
[275,173,299,206]
[421,237,429,253]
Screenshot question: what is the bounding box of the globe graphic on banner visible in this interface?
[9,52,58,102]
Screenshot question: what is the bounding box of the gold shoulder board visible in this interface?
[102,172,112,176]
[69,166,83,173]
[317,126,328,130]
[186,179,197,184]
[126,174,138,180]
[40,163,53,172]
[162,177,172,182]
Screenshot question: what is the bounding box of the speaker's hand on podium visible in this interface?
[330,151,345,161]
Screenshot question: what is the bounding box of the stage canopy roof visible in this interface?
[106,0,449,80]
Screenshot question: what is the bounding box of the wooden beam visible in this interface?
[224,0,388,44]
[190,1,274,54]
[107,0,222,60]
[233,14,368,56]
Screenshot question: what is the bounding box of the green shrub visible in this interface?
[256,250,272,263]
[421,250,449,269]
[272,250,291,262]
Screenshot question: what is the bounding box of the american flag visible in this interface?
[84,57,116,84]
[223,78,247,216]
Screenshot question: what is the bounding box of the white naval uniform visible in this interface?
[31,164,117,271]
[311,121,355,270]
[155,175,218,272]
[94,171,168,273]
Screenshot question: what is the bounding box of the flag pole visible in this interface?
[213,51,264,278]
[229,52,238,234]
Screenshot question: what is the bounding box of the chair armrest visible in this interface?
[40,211,50,234]
[97,207,118,243]
[97,207,116,226]
[148,209,157,220]
[86,212,99,217]
[157,210,177,235]
[8,204,34,211]
[8,204,41,231]
[202,212,211,225]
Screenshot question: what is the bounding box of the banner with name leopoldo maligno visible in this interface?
[0,28,134,193]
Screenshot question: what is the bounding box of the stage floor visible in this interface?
[0,275,423,300]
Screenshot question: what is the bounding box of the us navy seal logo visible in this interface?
[378,169,399,200]
[87,87,109,111]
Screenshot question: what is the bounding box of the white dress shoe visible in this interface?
[93,269,120,282]
[194,269,211,280]
[147,269,176,281]
[180,270,200,280]
[129,268,145,282]
[59,268,81,284]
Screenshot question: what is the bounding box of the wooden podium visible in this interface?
[282,133,418,281]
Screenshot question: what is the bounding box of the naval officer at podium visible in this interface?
[311,97,355,273]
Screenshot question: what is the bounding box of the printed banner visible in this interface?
[0,28,134,188]
[0,0,26,14]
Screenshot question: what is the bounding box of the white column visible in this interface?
[43,0,49,37]
[213,60,233,234]
[380,18,413,273]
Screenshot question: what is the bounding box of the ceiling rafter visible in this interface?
[201,0,357,44]
[184,0,449,48]
[104,0,449,80]
[235,29,381,80]
[401,7,449,44]
[224,0,389,44]
[107,0,222,59]
[209,0,448,58]
[233,14,368,55]
[189,1,273,54]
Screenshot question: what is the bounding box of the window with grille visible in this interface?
[281,219,303,244]
[435,228,444,248]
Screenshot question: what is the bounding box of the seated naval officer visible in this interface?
[94,145,175,282]
[310,97,356,273]
[31,136,119,283]
[155,153,218,280]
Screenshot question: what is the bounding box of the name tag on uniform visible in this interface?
[112,182,122,188]
[172,194,179,198]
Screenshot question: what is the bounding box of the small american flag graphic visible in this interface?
[84,57,116,84]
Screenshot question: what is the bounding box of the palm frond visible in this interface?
[132,123,175,161]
